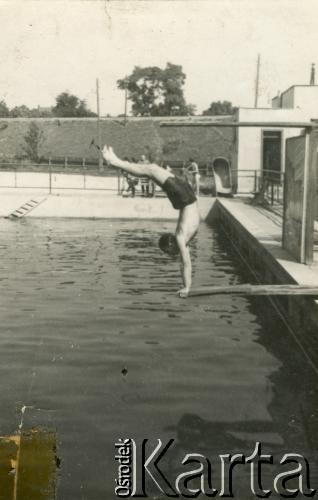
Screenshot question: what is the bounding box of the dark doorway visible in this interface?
[262,130,282,180]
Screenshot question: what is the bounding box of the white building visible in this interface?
[234,85,318,193]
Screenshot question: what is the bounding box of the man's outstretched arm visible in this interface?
[176,232,192,298]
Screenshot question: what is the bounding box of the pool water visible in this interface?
[0,218,317,499]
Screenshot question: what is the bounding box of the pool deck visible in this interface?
[216,198,318,287]
[0,188,215,220]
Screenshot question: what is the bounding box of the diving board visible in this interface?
[188,284,318,297]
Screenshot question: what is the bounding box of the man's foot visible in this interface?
[177,288,189,298]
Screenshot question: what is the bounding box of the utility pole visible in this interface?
[124,86,128,120]
[254,54,260,108]
[96,78,103,171]
[310,63,315,85]
[124,76,129,122]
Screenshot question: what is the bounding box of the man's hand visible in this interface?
[177,287,189,298]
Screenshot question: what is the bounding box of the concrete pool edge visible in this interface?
[208,198,318,344]
[0,190,215,220]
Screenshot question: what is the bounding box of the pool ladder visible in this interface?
[6,197,46,219]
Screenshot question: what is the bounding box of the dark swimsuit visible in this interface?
[161,176,197,210]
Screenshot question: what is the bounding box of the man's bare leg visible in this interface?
[102,146,170,185]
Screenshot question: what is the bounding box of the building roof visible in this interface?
[280,84,318,98]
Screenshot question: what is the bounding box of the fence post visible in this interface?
[300,129,316,263]
[49,157,52,194]
[83,158,86,189]
[64,156,68,168]
[182,161,186,177]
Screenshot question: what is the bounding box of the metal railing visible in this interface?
[261,169,285,206]
[233,168,285,206]
[0,163,119,193]
[0,161,286,207]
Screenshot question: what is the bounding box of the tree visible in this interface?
[52,91,96,117]
[117,63,195,116]
[10,105,31,118]
[6,104,53,118]
[22,121,44,162]
[202,101,237,116]
[29,107,53,118]
[0,100,10,117]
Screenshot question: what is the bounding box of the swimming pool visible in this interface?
[0,218,317,498]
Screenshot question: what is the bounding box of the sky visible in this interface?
[1,0,318,116]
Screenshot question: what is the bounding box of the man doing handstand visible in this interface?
[102,146,200,297]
